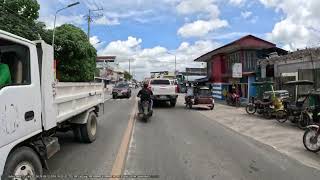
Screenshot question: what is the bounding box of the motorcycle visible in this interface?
[277,80,314,129]
[138,100,153,122]
[303,124,320,153]
[303,107,320,152]
[277,98,311,129]
[303,90,320,152]
[246,90,288,119]
[226,92,240,107]
[246,97,271,117]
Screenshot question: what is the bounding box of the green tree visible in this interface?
[54,24,97,82]
[0,0,47,41]
[124,71,132,80]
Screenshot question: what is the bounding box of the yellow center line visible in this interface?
[110,98,137,179]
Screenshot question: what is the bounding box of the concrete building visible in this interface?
[96,56,125,83]
[194,35,286,100]
[257,47,320,96]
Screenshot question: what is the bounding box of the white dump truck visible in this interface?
[0,30,104,179]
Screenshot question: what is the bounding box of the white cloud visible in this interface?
[229,0,246,6]
[90,36,100,45]
[178,19,228,38]
[176,0,228,38]
[99,36,142,59]
[176,0,220,18]
[39,14,85,29]
[98,36,220,80]
[38,0,173,29]
[241,11,252,19]
[94,16,120,25]
[90,36,105,49]
[259,0,320,50]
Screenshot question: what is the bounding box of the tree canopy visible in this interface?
[55,24,97,82]
[0,0,48,40]
[124,71,133,80]
[0,0,97,82]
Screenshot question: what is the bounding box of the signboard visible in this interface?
[232,63,242,78]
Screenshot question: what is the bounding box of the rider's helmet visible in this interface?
[143,82,148,88]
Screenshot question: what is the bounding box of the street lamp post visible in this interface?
[167,52,176,75]
[52,2,80,47]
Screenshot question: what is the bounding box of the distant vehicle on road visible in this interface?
[112,82,131,99]
[148,78,178,107]
[185,86,214,110]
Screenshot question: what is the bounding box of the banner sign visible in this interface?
[232,63,242,78]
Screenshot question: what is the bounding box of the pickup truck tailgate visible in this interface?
[151,85,176,95]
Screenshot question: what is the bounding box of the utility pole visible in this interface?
[167,52,177,75]
[86,8,103,40]
[129,59,131,79]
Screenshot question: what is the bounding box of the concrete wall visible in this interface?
[274,56,320,77]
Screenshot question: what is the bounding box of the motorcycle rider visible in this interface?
[137,82,153,112]
[185,82,194,103]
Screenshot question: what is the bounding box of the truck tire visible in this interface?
[73,125,83,142]
[80,112,97,143]
[170,99,177,107]
[3,146,42,180]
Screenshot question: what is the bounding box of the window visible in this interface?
[115,82,129,88]
[150,79,170,85]
[0,38,31,89]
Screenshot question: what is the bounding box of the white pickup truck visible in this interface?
[0,30,104,179]
[148,78,178,107]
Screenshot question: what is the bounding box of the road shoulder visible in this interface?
[177,96,320,170]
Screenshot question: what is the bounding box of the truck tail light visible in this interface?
[148,85,152,91]
[175,85,179,93]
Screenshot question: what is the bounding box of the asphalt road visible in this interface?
[44,96,136,178]
[44,92,320,180]
[125,99,320,180]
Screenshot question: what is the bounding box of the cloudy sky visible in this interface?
[37,0,320,80]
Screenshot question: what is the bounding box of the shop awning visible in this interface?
[195,77,209,83]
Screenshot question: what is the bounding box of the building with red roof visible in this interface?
[194,35,287,100]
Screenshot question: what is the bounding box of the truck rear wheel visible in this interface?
[3,146,42,180]
[73,125,82,142]
[80,112,97,143]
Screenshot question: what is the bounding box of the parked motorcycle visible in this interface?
[246,97,273,118]
[277,80,315,129]
[303,90,320,152]
[303,107,320,152]
[303,124,320,152]
[277,98,311,129]
[138,100,153,122]
[246,90,288,119]
[226,92,240,107]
